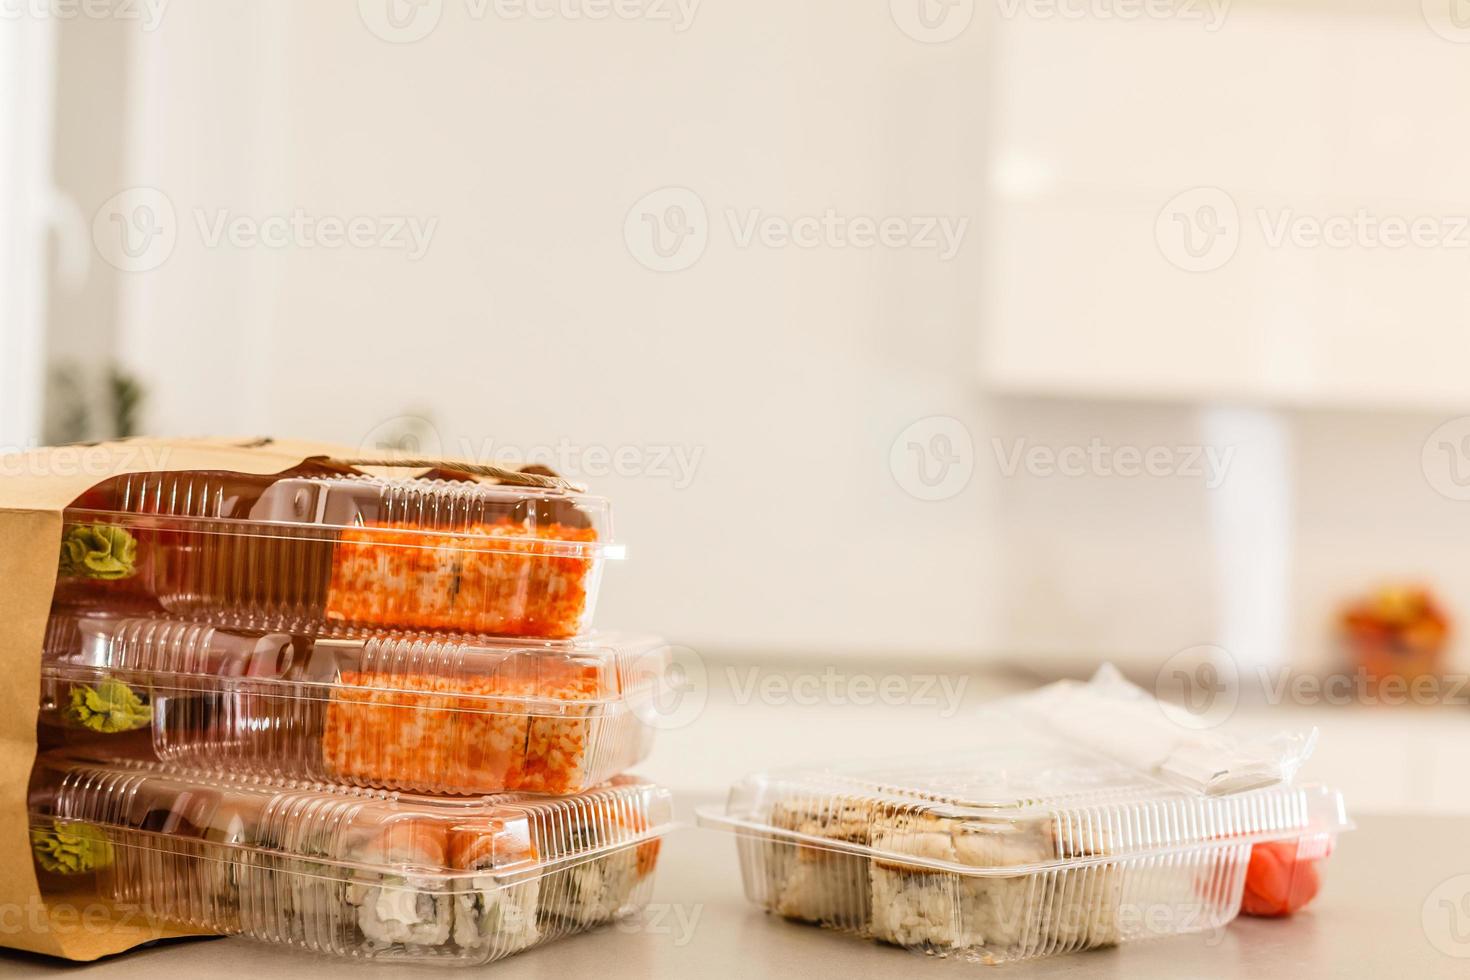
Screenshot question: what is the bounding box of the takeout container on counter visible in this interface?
[55,469,623,639]
[40,610,669,796]
[698,747,1350,965]
[28,753,672,965]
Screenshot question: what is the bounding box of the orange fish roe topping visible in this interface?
[324,520,598,639]
[321,663,607,795]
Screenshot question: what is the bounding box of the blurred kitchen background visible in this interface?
[4,1,1470,812]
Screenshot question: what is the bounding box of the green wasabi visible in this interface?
[64,678,152,733]
[31,820,114,875]
[58,524,139,581]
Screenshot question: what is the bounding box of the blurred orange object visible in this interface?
[1339,585,1449,697]
[1241,838,1326,917]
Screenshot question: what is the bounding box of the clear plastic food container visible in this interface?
[698,749,1350,965]
[28,754,672,965]
[40,611,668,795]
[55,468,622,638]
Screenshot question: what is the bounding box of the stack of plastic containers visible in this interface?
[30,465,674,965]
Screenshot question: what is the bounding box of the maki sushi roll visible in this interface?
[324,520,600,639]
[868,813,1052,954]
[344,821,455,949]
[319,651,606,795]
[553,847,644,926]
[868,814,1120,958]
[539,793,663,929]
[449,825,542,956]
[764,797,876,931]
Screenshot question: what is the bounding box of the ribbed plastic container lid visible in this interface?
[41,612,670,796]
[58,468,622,638]
[67,469,619,556]
[32,753,673,881]
[700,738,1350,875]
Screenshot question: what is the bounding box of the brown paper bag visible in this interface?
[0,436,558,960]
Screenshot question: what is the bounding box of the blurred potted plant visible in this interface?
[1338,585,1449,700]
[44,360,147,444]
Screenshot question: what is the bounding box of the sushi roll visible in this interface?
[324,520,598,639]
[344,820,455,949]
[868,814,1119,958]
[322,672,533,793]
[320,658,602,795]
[765,798,876,930]
[197,797,256,930]
[541,800,662,928]
[550,848,642,926]
[449,825,542,956]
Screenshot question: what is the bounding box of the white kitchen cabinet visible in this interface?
[980,9,1470,410]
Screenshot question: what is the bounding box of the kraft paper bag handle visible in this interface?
[0,436,567,960]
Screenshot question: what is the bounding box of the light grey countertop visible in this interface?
[2,809,1465,978]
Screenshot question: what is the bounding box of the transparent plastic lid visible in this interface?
[43,611,663,710]
[58,468,621,638]
[66,468,616,552]
[699,738,1350,875]
[41,611,669,795]
[27,753,671,964]
[30,753,673,883]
